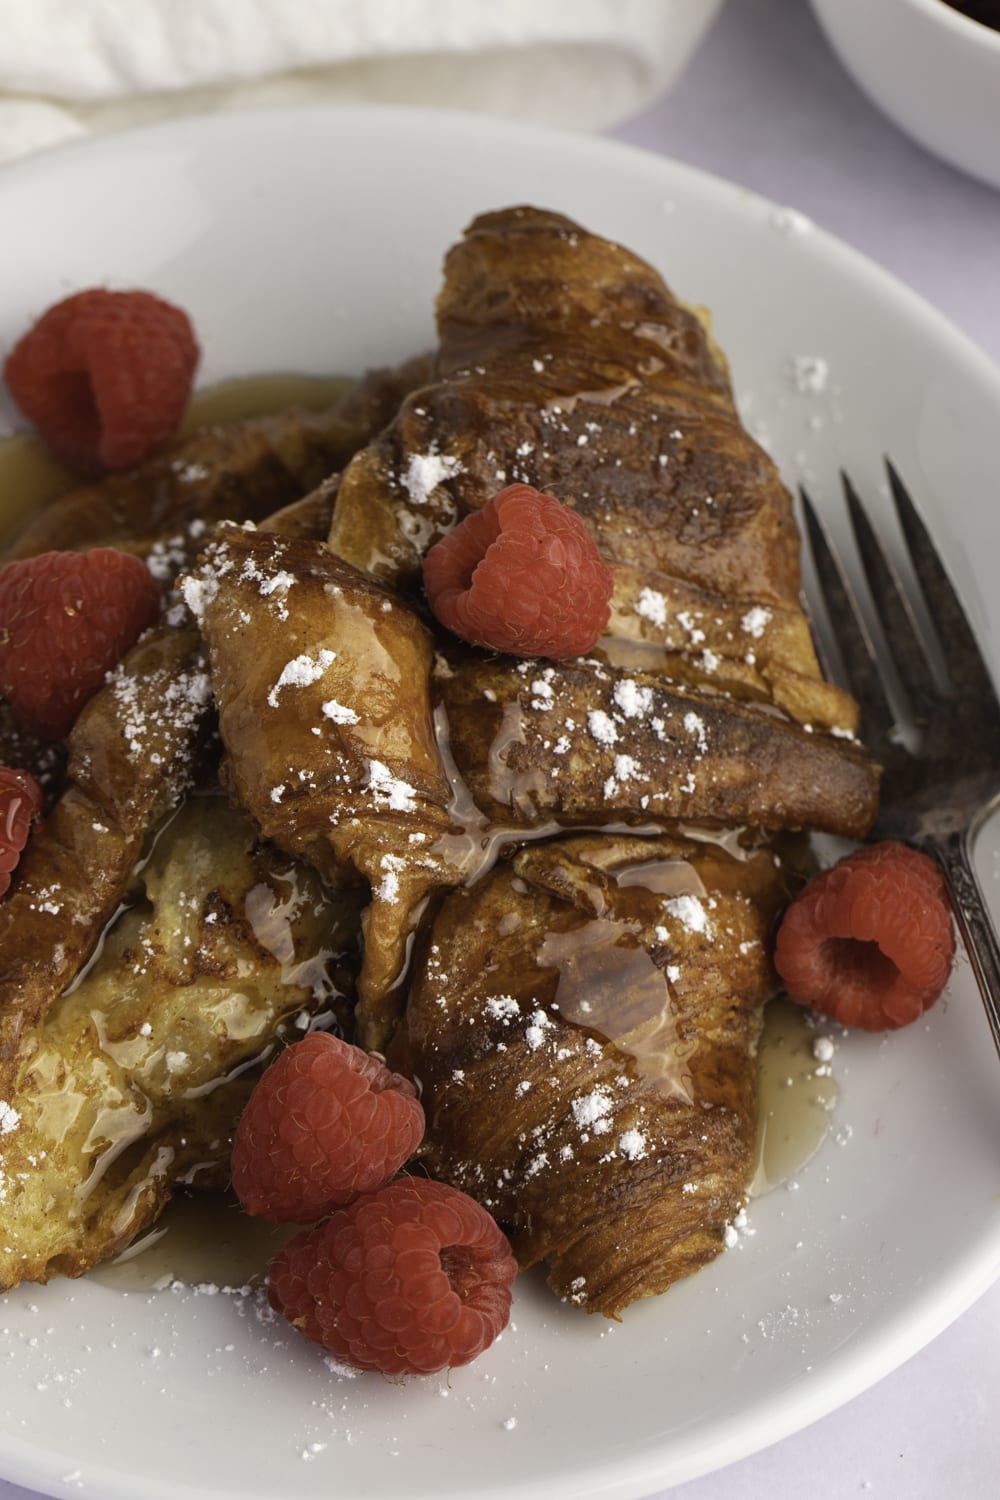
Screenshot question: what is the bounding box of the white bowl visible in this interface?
[809,0,1000,190]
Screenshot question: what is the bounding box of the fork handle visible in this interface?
[926,825,1000,1061]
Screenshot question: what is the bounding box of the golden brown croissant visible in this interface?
[398,830,790,1318]
[328,206,857,734]
[189,523,456,1046]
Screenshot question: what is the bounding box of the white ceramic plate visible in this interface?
[1,106,999,1500]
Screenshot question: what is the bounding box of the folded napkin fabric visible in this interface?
[0,0,724,163]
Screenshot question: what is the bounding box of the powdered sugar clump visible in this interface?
[613,679,653,719]
[790,355,829,394]
[740,606,772,639]
[662,894,711,936]
[571,1087,614,1136]
[402,447,465,506]
[587,709,618,747]
[266,649,336,708]
[617,1129,648,1161]
[635,588,667,629]
[368,760,418,813]
[321,699,360,725]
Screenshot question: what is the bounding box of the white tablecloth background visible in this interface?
[1,1,998,1496]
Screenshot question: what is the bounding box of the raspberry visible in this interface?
[231,1032,425,1223]
[423,483,614,659]
[0,767,43,899]
[268,1177,517,1375]
[774,841,955,1030]
[0,549,161,740]
[3,288,198,475]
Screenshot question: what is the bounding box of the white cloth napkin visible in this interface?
[0,0,723,164]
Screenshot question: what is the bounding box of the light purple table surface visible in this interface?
[2,2,999,1497]
[612,2,1000,1498]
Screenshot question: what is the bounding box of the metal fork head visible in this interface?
[799,461,1000,841]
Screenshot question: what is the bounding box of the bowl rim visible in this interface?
[891,0,1000,53]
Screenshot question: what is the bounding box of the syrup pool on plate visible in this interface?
[89,1190,301,1292]
[749,997,837,1196]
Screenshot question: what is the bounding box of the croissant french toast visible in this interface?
[190,522,454,1041]
[0,625,212,1075]
[195,209,876,1065]
[1,206,879,1321]
[0,793,361,1288]
[0,352,432,575]
[328,206,857,733]
[398,831,791,1317]
[0,627,363,1290]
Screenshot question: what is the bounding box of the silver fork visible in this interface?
[799,461,1000,1056]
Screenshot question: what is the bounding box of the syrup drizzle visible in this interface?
[3,373,836,1294]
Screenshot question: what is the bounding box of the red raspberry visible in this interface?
[774,841,955,1030]
[231,1032,425,1223]
[268,1177,517,1375]
[423,483,614,659]
[0,549,161,740]
[0,767,43,898]
[3,288,198,475]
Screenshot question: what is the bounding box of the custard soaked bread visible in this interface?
[0,629,362,1289]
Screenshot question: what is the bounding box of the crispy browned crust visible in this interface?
[400,831,791,1318]
[435,653,878,840]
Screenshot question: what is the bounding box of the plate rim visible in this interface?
[1,101,999,1500]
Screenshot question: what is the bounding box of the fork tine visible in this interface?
[841,471,939,725]
[799,485,895,755]
[885,459,1000,718]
